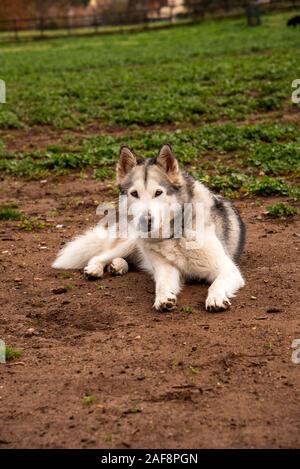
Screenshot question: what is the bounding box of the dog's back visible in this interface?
[210,194,245,264]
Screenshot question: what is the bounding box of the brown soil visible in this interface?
[0,175,300,449]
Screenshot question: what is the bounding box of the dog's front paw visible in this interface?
[205,292,231,312]
[154,296,177,313]
[108,258,129,276]
[83,263,104,280]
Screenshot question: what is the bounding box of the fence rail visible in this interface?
[0,0,299,42]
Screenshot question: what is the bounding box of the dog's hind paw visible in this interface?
[205,292,231,312]
[83,263,104,280]
[154,297,177,313]
[108,258,129,276]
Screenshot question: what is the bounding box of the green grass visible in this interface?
[1,122,299,198]
[0,206,23,221]
[0,12,299,129]
[266,202,298,218]
[0,12,300,199]
[189,366,199,375]
[60,272,73,279]
[5,346,22,361]
[0,206,52,230]
[19,217,49,231]
[82,395,98,406]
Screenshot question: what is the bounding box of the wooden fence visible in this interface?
[0,0,299,42]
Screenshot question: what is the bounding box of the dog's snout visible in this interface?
[139,213,152,232]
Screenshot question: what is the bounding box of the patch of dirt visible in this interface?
[0,175,300,449]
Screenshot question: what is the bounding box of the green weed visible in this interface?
[5,346,22,361]
[266,202,297,218]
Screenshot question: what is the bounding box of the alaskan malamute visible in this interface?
[53,145,245,312]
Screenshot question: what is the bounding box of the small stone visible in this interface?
[251,296,257,300]
[266,307,282,314]
[136,375,145,381]
[25,327,36,337]
[52,287,67,294]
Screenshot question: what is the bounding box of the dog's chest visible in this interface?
[147,239,211,279]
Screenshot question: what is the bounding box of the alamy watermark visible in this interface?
[0,79,6,104]
[291,339,300,364]
[291,79,300,104]
[95,195,205,250]
[0,339,6,363]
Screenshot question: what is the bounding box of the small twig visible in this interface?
[5,361,25,366]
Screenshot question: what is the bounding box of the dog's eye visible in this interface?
[154,189,163,197]
[130,190,139,198]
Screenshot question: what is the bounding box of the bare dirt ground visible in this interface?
[0,175,300,449]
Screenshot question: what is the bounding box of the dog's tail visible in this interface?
[52,226,108,270]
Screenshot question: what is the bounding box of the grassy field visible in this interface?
[0,11,299,198]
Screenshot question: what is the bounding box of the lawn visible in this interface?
[0,11,299,200]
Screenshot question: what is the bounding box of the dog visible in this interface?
[287,15,300,27]
[53,144,245,312]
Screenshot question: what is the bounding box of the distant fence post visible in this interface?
[245,3,261,26]
[169,0,175,24]
[67,16,71,36]
[93,13,98,33]
[39,17,44,38]
[14,19,19,41]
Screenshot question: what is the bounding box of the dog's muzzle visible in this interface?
[138,212,152,233]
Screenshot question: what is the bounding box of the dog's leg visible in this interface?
[150,256,181,312]
[84,238,135,280]
[200,231,245,312]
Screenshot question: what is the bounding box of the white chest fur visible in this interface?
[142,237,213,281]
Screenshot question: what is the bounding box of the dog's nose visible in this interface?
[139,213,152,232]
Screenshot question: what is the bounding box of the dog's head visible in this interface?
[116,145,192,238]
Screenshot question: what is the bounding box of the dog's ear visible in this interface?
[117,146,137,183]
[156,144,180,183]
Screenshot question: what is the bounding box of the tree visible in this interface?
[28,0,70,18]
[0,0,28,20]
[0,0,91,21]
[127,0,148,22]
